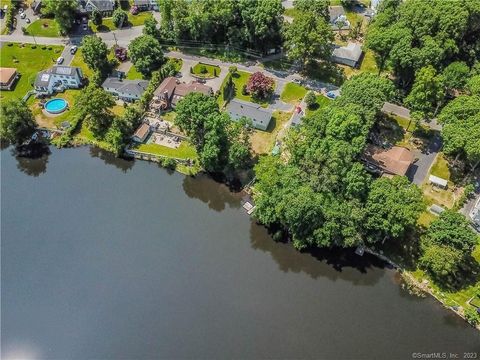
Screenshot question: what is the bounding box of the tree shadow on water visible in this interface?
[182,173,242,212]
[89,146,134,173]
[13,142,51,177]
[249,220,387,286]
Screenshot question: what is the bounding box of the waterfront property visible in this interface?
[0,67,18,90]
[331,43,363,68]
[362,145,414,177]
[102,77,149,101]
[150,76,213,111]
[226,98,273,131]
[34,66,83,96]
[132,123,150,143]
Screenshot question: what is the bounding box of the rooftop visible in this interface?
[363,145,414,176]
[227,98,273,127]
[332,42,363,62]
[102,77,149,97]
[0,67,17,84]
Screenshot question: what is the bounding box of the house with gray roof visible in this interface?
[331,42,363,68]
[78,0,115,15]
[34,66,83,95]
[102,77,149,101]
[226,99,273,131]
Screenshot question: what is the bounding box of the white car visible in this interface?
[56,57,64,64]
[83,24,87,31]
[19,7,23,13]
[20,12,26,19]
[25,18,30,23]
[70,45,78,54]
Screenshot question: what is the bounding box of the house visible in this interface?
[78,0,115,16]
[133,0,155,11]
[132,122,150,143]
[151,77,213,110]
[331,42,363,68]
[0,67,18,90]
[362,145,414,176]
[102,77,149,101]
[226,99,273,131]
[329,6,350,30]
[34,66,83,95]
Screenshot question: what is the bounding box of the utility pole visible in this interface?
[112,32,118,47]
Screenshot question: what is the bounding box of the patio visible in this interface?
[147,132,181,149]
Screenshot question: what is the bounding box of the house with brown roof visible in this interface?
[151,77,213,111]
[0,67,18,90]
[362,145,414,176]
[132,123,150,143]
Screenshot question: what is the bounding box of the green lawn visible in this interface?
[70,48,94,78]
[89,11,152,32]
[429,152,451,180]
[283,8,300,19]
[192,62,221,78]
[342,49,379,78]
[305,95,332,116]
[231,70,271,108]
[134,141,198,160]
[32,89,82,129]
[250,110,291,154]
[25,18,60,37]
[0,42,63,101]
[280,83,307,104]
[126,65,144,80]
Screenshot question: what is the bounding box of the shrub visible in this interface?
[305,91,317,109]
[228,66,237,74]
[241,84,248,96]
[200,65,207,74]
[464,307,480,326]
[246,71,274,99]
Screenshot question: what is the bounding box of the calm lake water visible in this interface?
[2,146,479,359]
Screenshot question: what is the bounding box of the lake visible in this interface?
[2,146,479,359]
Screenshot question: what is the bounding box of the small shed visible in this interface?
[132,123,150,143]
[429,204,445,216]
[429,175,448,189]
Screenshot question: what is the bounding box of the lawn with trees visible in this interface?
[280,83,307,104]
[25,19,60,37]
[191,63,220,78]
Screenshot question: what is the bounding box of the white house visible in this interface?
[226,98,273,131]
[102,77,149,101]
[331,42,363,68]
[34,66,83,95]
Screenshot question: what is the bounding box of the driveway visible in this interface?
[406,132,443,185]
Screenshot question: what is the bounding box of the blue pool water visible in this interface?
[45,98,68,114]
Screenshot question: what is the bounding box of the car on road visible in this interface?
[25,17,31,23]
[70,46,78,54]
[56,57,64,64]
[20,12,26,19]
[83,24,87,31]
[19,7,23,13]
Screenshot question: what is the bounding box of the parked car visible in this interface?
[56,57,64,64]
[25,17,30,23]
[70,45,78,54]
[20,12,26,19]
[83,24,87,31]
[19,7,23,13]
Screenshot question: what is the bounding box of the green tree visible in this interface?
[128,35,165,76]
[364,176,425,243]
[0,99,37,146]
[293,0,329,20]
[42,0,77,34]
[283,13,333,68]
[405,66,444,122]
[81,35,109,72]
[75,86,116,138]
[441,61,470,93]
[464,307,480,326]
[143,16,161,38]
[438,95,480,172]
[467,75,480,96]
[304,91,317,109]
[91,9,103,26]
[112,8,128,28]
[419,243,464,278]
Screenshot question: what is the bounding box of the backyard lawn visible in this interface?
[25,18,60,37]
[70,48,94,78]
[89,11,152,32]
[250,110,291,154]
[342,49,379,78]
[0,42,63,101]
[134,140,198,160]
[31,89,81,129]
[126,65,144,80]
[192,62,221,78]
[280,83,307,105]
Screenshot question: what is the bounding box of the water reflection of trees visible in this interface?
[89,146,134,173]
[182,174,242,212]
[249,219,387,286]
[13,143,51,177]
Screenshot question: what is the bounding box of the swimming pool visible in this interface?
[45,98,68,114]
